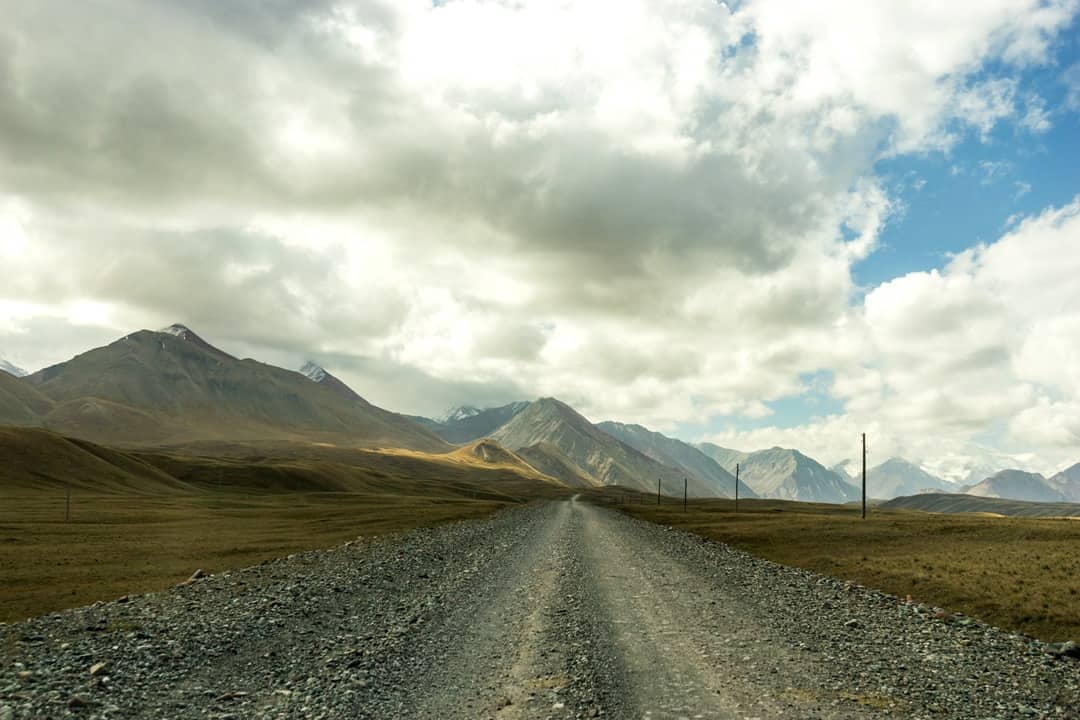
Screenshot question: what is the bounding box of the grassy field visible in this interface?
[0,491,515,623]
[601,493,1080,642]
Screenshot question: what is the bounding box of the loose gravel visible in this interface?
[1,498,1076,719]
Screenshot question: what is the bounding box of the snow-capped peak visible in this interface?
[0,358,27,377]
[300,361,327,383]
[442,405,481,423]
[161,323,193,338]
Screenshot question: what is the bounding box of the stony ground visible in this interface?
[1,498,1077,719]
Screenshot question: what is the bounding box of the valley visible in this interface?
[2,323,1079,718]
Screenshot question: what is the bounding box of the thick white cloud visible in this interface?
[1,0,1077,473]
[712,199,1080,476]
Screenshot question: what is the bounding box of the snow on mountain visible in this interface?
[300,361,328,383]
[442,405,482,423]
[0,358,27,377]
[160,323,193,339]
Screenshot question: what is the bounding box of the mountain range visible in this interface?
[696,443,858,503]
[1,324,1078,506]
[596,422,755,498]
[488,398,726,497]
[9,324,448,451]
[415,401,531,444]
[965,469,1076,503]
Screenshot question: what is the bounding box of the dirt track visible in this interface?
[2,498,1077,718]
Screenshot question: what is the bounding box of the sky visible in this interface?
[1,0,1079,482]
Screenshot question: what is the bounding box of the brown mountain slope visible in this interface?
[24,325,448,451]
[515,442,601,489]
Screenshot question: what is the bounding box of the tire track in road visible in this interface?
[579,501,873,720]
[399,499,618,719]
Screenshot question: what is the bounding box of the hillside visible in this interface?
[514,442,600,489]
[882,492,1080,518]
[597,421,755,499]
[695,442,750,471]
[867,457,953,499]
[448,438,570,488]
[421,402,532,444]
[966,470,1066,503]
[22,325,449,451]
[698,445,857,503]
[0,369,53,426]
[0,426,195,495]
[0,427,568,501]
[490,398,723,496]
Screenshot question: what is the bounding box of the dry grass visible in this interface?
[0,426,573,624]
[0,491,512,623]
[603,494,1080,642]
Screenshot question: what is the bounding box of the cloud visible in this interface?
[0,0,1077,472]
[713,197,1080,475]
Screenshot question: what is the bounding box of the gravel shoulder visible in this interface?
[2,498,1077,719]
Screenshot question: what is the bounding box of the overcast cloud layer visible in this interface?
[1,0,1079,479]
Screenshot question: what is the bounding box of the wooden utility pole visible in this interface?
[683,478,687,512]
[657,478,661,505]
[861,433,867,520]
[65,480,71,522]
[735,463,740,513]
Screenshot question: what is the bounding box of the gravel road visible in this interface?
[2,498,1077,719]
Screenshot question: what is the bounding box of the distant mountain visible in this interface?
[882,492,1080,518]
[0,358,27,377]
[1048,463,1080,502]
[830,459,858,484]
[955,456,1014,488]
[21,325,448,451]
[442,406,482,423]
[966,469,1066,503]
[698,444,857,503]
[867,457,953,499]
[422,401,532,444]
[490,398,723,496]
[597,421,755,499]
[695,442,749,471]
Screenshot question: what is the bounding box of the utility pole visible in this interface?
[862,433,867,520]
[735,463,739,513]
[65,480,71,522]
[683,478,687,512]
[657,478,661,505]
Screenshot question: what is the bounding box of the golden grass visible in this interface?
[0,492,509,624]
[604,495,1080,642]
